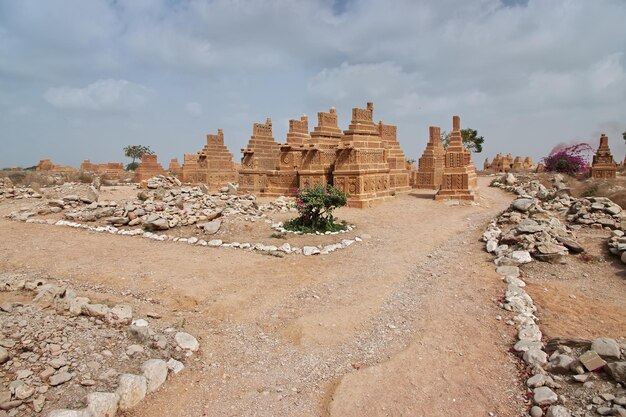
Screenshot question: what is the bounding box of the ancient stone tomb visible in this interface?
[237,102,410,207]
[434,115,478,201]
[133,154,166,182]
[590,134,617,179]
[180,129,239,189]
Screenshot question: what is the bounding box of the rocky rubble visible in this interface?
[0,178,42,201]
[6,176,367,257]
[484,173,626,417]
[487,174,626,265]
[0,273,199,416]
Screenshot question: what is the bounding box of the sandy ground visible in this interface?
[0,178,530,417]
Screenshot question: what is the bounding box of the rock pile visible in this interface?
[0,179,42,201]
[485,173,626,416]
[0,274,198,416]
[488,174,625,265]
[11,180,293,232]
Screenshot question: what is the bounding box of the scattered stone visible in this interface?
[545,405,571,417]
[533,386,559,406]
[116,374,147,411]
[86,392,119,417]
[142,359,168,393]
[166,358,185,374]
[174,332,199,351]
[591,338,622,360]
[579,350,608,371]
[49,371,73,386]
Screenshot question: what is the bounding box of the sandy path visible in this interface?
[0,178,525,416]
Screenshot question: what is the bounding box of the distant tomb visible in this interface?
[133,154,166,182]
[590,134,617,179]
[181,129,238,189]
[239,119,280,193]
[414,126,445,189]
[435,115,477,201]
[333,102,392,207]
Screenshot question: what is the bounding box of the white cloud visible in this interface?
[185,101,203,117]
[44,79,151,111]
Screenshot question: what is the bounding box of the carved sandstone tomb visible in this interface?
[332,102,391,208]
[264,115,310,196]
[239,119,280,193]
[298,107,343,189]
[590,134,617,179]
[435,115,477,201]
[414,126,446,189]
[379,121,411,193]
[181,129,238,188]
[133,154,166,182]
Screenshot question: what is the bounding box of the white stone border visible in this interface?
[22,218,366,256]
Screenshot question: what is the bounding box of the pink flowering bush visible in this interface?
[284,184,349,232]
[542,143,593,177]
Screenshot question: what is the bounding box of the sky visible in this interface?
[1,0,625,169]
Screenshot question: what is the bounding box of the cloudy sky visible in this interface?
[1,0,625,169]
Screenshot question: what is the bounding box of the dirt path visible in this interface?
[0,178,525,416]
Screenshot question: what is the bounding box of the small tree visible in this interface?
[284,184,349,232]
[622,130,626,143]
[124,145,154,171]
[441,128,485,153]
[541,143,593,177]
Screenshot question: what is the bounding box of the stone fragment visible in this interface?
[591,338,622,359]
[512,198,534,212]
[549,354,575,374]
[142,359,168,393]
[523,348,548,366]
[579,350,607,371]
[510,250,532,264]
[496,265,520,277]
[201,220,221,235]
[533,386,558,406]
[49,371,73,386]
[109,304,133,324]
[14,384,34,400]
[605,362,626,384]
[82,303,110,318]
[303,246,320,256]
[166,358,184,374]
[545,405,571,417]
[116,374,147,411]
[86,392,119,417]
[530,405,543,417]
[174,332,199,351]
[0,347,8,364]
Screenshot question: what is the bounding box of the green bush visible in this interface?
[284,184,349,233]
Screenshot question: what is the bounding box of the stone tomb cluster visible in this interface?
[483,154,536,173]
[413,115,478,201]
[191,102,415,207]
[31,102,482,205]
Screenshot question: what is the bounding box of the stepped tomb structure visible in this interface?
[379,121,411,193]
[298,107,344,188]
[79,160,125,179]
[264,115,310,196]
[168,158,181,176]
[180,129,238,188]
[414,126,445,189]
[333,102,392,207]
[35,160,76,173]
[590,134,617,179]
[133,154,166,182]
[435,115,477,201]
[239,119,280,193]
